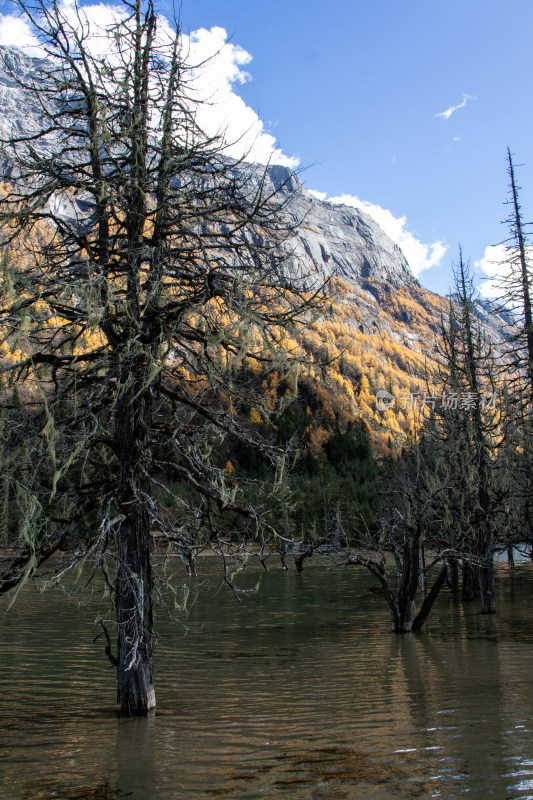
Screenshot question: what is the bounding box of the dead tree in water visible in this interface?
[0,0,322,713]
[345,436,450,633]
[443,254,502,613]
[345,400,500,632]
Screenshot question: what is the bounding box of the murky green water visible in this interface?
[1,558,533,799]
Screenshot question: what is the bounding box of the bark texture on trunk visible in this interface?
[478,561,496,615]
[115,377,156,714]
[448,558,460,594]
[348,545,447,633]
[116,512,156,714]
[411,565,447,631]
[396,536,421,632]
[462,562,475,601]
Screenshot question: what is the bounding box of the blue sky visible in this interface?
[1,0,532,295]
[174,0,533,295]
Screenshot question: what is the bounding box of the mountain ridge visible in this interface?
[0,44,416,293]
[0,44,505,452]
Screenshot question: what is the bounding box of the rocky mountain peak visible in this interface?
[254,161,416,289]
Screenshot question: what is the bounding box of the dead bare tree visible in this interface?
[496,150,533,408]
[345,432,453,633]
[0,0,322,712]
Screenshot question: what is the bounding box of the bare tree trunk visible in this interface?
[507,149,533,405]
[419,546,427,596]
[347,551,446,634]
[478,561,496,614]
[412,565,448,631]
[115,380,156,714]
[345,553,401,632]
[181,549,197,577]
[294,546,312,574]
[462,562,475,601]
[385,591,402,632]
[257,541,270,572]
[507,546,515,574]
[116,513,156,714]
[397,534,420,632]
[456,255,496,614]
[448,558,460,594]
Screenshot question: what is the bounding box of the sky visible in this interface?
[0,0,532,296]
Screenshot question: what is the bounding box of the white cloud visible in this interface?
[476,244,515,298]
[436,93,475,120]
[182,26,298,167]
[477,243,533,321]
[308,189,327,201]
[0,3,297,166]
[0,1,127,57]
[325,193,447,277]
[0,14,44,54]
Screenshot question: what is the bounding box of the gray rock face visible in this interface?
[0,46,53,176]
[0,45,417,292]
[260,165,415,288]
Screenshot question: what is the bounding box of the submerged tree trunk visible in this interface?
[448,558,460,594]
[411,565,448,631]
[396,534,421,632]
[462,562,475,601]
[346,545,446,634]
[115,376,156,714]
[478,560,496,614]
[396,539,447,633]
[419,546,427,597]
[454,254,497,615]
[116,512,156,714]
[294,547,313,574]
[180,548,198,577]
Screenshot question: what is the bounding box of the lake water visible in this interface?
[1,558,533,799]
